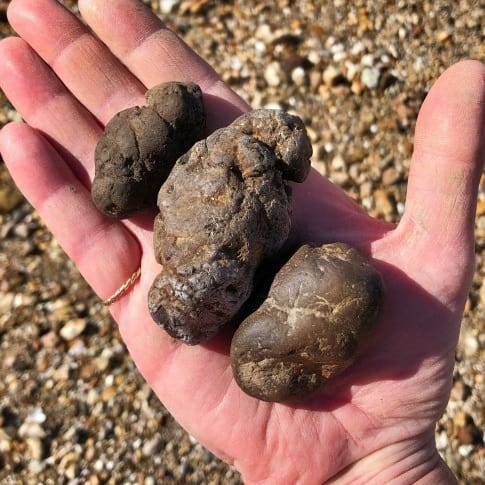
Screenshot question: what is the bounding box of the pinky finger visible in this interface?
[0,122,141,301]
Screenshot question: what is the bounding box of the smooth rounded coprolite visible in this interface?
[230,243,384,402]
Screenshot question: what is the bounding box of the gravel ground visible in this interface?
[0,0,484,483]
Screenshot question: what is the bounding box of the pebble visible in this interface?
[435,30,452,43]
[0,428,11,452]
[12,292,37,308]
[160,0,180,14]
[361,53,375,66]
[18,422,46,439]
[351,79,365,95]
[79,361,97,381]
[360,181,373,198]
[450,380,469,402]
[28,460,45,475]
[458,444,475,457]
[87,476,100,485]
[382,166,400,186]
[101,386,117,402]
[142,435,163,456]
[254,23,272,42]
[436,431,448,450]
[291,66,306,86]
[331,171,349,186]
[86,389,100,406]
[52,364,70,381]
[331,154,346,171]
[461,333,479,357]
[264,62,282,87]
[59,452,80,479]
[344,61,359,81]
[0,183,23,213]
[309,70,322,91]
[456,422,479,445]
[68,338,87,356]
[374,189,396,218]
[12,221,30,238]
[26,437,43,460]
[476,198,485,217]
[40,330,60,349]
[0,292,14,313]
[361,66,381,89]
[95,354,111,372]
[307,50,321,65]
[27,407,46,424]
[60,318,87,341]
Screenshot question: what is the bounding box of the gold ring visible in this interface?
[103,267,141,306]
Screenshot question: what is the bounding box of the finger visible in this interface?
[0,36,101,182]
[78,0,249,129]
[0,122,141,301]
[7,0,146,124]
[398,60,485,303]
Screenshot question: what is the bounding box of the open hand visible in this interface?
[1,0,483,483]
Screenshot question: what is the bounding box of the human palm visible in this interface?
[1,1,484,483]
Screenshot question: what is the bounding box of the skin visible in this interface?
[0,0,483,483]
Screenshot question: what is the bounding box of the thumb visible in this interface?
[397,60,485,305]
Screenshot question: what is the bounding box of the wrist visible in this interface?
[327,432,457,485]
